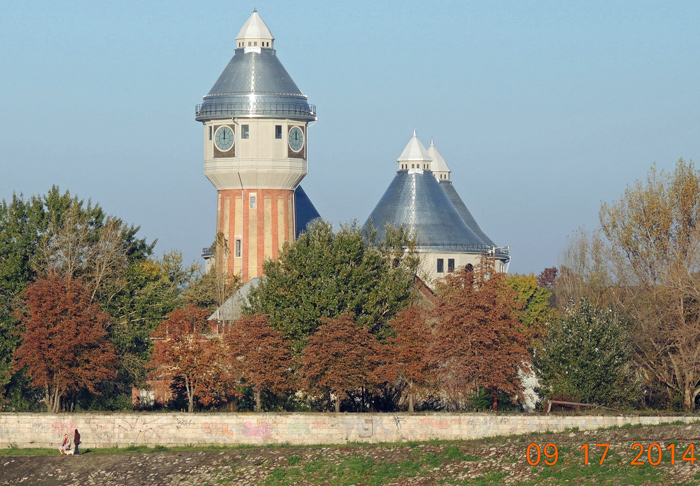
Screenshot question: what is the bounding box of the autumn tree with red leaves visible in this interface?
[224,313,294,412]
[149,304,224,412]
[378,306,433,412]
[430,265,529,411]
[301,313,383,413]
[13,276,118,413]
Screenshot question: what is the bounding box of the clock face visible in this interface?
[215,126,234,151]
[288,126,304,152]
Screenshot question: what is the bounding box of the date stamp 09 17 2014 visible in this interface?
[527,442,697,467]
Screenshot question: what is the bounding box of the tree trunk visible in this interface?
[254,388,261,413]
[684,383,695,411]
[492,389,498,412]
[335,397,341,413]
[408,381,414,413]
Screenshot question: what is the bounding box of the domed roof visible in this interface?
[364,170,489,253]
[195,11,315,122]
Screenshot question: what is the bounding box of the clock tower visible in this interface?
[195,10,317,283]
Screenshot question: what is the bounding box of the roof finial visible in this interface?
[253,7,257,12]
[430,137,435,146]
[413,128,417,137]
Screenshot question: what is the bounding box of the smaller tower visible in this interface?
[365,131,508,285]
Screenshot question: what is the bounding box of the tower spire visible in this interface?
[397,130,432,171]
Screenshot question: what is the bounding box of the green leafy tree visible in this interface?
[103,251,197,390]
[534,298,638,407]
[505,273,558,350]
[246,220,418,353]
[0,194,42,399]
[0,187,158,409]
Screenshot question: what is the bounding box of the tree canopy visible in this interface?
[224,313,294,412]
[301,313,383,413]
[13,276,118,413]
[430,265,529,410]
[246,220,418,353]
[534,298,638,407]
[149,304,222,413]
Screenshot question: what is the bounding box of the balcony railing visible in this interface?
[195,102,316,121]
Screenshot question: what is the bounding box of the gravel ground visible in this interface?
[2,423,700,485]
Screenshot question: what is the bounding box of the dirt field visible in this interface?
[2,422,700,485]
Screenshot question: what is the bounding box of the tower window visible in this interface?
[275,125,282,139]
[235,239,242,258]
[250,195,257,209]
[209,126,212,140]
[241,125,249,139]
[448,259,455,272]
[248,41,251,46]
[437,259,444,273]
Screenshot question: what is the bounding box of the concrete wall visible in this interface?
[0,413,696,449]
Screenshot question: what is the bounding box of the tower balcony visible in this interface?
[195,101,316,122]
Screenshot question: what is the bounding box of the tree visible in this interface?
[429,265,529,410]
[301,313,383,413]
[181,232,241,315]
[246,220,418,353]
[534,298,638,407]
[0,187,155,409]
[378,306,432,412]
[104,251,197,390]
[149,304,222,412]
[224,314,294,412]
[505,273,558,350]
[13,276,118,413]
[0,194,42,399]
[599,160,700,410]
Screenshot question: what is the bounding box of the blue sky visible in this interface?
[2,1,699,275]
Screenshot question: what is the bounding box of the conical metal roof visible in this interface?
[195,11,315,122]
[439,179,496,247]
[294,186,321,237]
[364,170,489,252]
[427,138,451,174]
[236,10,274,43]
[398,130,432,163]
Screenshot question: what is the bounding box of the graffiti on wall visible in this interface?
[114,416,168,441]
[202,420,276,440]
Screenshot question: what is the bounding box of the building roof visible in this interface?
[236,9,274,44]
[295,186,321,237]
[208,278,261,322]
[364,169,489,253]
[397,130,432,163]
[195,11,315,122]
[439,179,496,247]
[427,138,451,174]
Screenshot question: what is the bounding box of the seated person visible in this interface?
[58,434,71,455]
